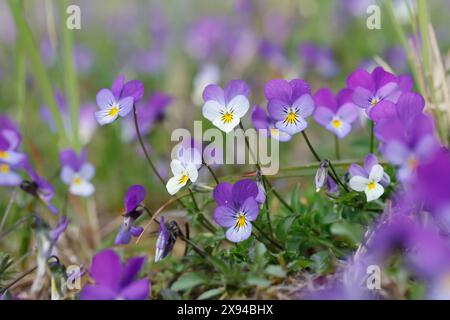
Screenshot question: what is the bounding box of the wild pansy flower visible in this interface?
[346,66,412,121]
[213,179,261,242]
[264,79,315,135]
[60,148,95,197]
[81,249,150,300]
[251,105,292,141]
[313,88,359,139]
[375,93,439,183]
[315,160,329,192]
[155,217,177,262]
[166,147,202,195]
[0,115,26,166]
[95,75,144,125]
[115,185,146,245]
[348,154,390,202]
[202,80,250,133]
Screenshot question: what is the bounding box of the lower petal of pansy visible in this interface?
[349,176,369,192]
[70,177,95,197]
[225,222,252,243]
[275,116,307,135]
[80,284,118,300]
[95,108,119,126]
[0,150,26,165]
[328,120,351,139]
[214,206,237,227]
[365,182,384,202]
[368,100,397,122]
[120,278,150,300]
[166,175,187,195]
[213,113,240,133]
[0,169,22,186]
[114,226,132,245]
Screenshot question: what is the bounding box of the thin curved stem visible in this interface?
[252,222,284,251]
[369,120,375,154]
[204,163,220,185]
[0,187,18,233]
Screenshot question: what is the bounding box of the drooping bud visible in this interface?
[315,160,329,192]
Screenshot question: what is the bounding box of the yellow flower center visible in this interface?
[284,109,298,125]
[331,119,342,129]
[370,98,380,106]
[236,214,246,228]
[73,176,82,185]
[178,174,189,185]
[0,151,8,159]
[367,181,376,190]
[108,105,120,117]
[221,111,234,124]
[0,164,10,174]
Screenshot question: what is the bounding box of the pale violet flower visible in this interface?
[166,147,202,195]
[60,149,95,197]
[202,80,250,133]
[349,164,385,202]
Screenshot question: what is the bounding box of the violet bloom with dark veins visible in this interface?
[154,216,176,262]
[115,185,146,245]
[375,92,439,183]
[81,249,150,300]
[213,179,261,243]
[346,66,412,121]
[251,105,292,142]
[313,88,359,139]
[95,75,144,125]
[264,79,315,135]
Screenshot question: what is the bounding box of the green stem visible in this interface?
[369,121,375,154]
[252,222,284,251]
[0,214,34,242]
[0,187,18,233]
[262,178,273,238]
[334,135,340,160]
[204,162,220,185]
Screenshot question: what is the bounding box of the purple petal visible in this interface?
[290,79,311,101]
[251,106,271,131]
[130,226,144,237]
[202,84,225,105]
[121,256,146,287]
[395,92,425,124]
[114,226,132,245]
[80,284,118,300]
[364,153,379,173]
[96,89,116,109]
[124,185,146,212]
[398,74,413,91]
[382,141,410,166]
[352,87,373,109]
[214,206,237,227]
[59,148,82,171]
[336,103,358,123]
[372,67,397,89]
[120,278,150,300]
[213,182,233,206]
[267,98,288,121]
[240,197,259,221]
[346,68,374,91]
[349,163,367,178]
[226,223,252,242]
[224,80,250,104]
[112,75,125,100]
[368,100,397,121]
[232,179,259,205]
[314,88,337,112]
[375,82,400,102]
[0,129,21,151]
[122,80,144,103]
[90,249,122,291]
[336,88,354,105]
[264,79,291,102]
[313,107,334,127]
[292,94,315,118]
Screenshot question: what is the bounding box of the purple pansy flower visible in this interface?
[213,179,261,243]
[115,185,146,245]
[95,75,144,126]
[313,88,359,139]
[375,93,439,183]
[202,80,250,133]
[348,154,390,202]
[346,67,412,121]
[60,148,95,197]
[0,115,26,166]
[81,249,150,300]
[251,105,292,141]
[155,216,176,262]
[264,79,315,135]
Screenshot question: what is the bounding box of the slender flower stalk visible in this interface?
[334,135,340,160]
[0,214,34,241]
[0,187,17,233]
[203,162,219,184]
[369,121,375,154]
[252,221,284,251]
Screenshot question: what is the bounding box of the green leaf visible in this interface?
[197,287,225,300]
[246,275,271,288]
[310,251,331,274]
[265,265,286,278]
[171,272,207,291]
[330,222,364,245]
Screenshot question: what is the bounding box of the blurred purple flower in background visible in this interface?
[115,185,146,245]
[60,148,95,197]
[313,88,359,139]
[265,79,315,135]
[213,179,261,242]
[81,249,150,300]
[298,43,339,78]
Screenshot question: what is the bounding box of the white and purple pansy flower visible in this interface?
[166,147,202,195]
[155,216,176,262]
[60,148,95,197]
[251,105,292,141]
[95,75,144,126]
[0,115,26,186]
[115,185,146,245]
[348,154,390,202]
[264,79,315,135]
[202,80,250,133]
[346,66,412,121]
[313,88,359,139]
[213,179,261,243]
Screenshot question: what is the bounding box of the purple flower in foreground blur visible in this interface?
[115,185,146,245]
[375,93,439,183]
[95,75,144,125]
[313,88,359,139]
[298,43,339,78]
[202,80,250,133]
[348,154,390,202]
[155,216,176,262]
[264,79,315,135]
[213,179,261,242]
[81,249,150,300]
[121,92,172,142]
[60,148,95,197]
[252,105,292,141]
[0,115,26,186]
[346,67,412,121]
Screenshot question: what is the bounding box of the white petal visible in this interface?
[94,108,119,126]
[186,163,198,183]
[79,163,95,180]
[60,166,75,185]
[212,114,240,133]
[369,164,384,182]
[166,175,186,195]
[202,100,224,122]
[349,176,369,192]
[227,95,249,118]
[70,178,95,197]
[170,159,185,176]
[365,183,384,202]
[0,150,26,165]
